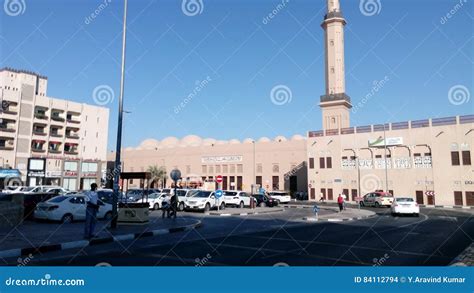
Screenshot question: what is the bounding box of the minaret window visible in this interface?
[330,40,334,46]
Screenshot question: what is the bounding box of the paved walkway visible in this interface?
[302,207,376,222]
[451,242,474,266]
[0,214,201,256]
[208,207,285,216]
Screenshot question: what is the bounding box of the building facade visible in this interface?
[109,135,308,194]
[0,67,109,190]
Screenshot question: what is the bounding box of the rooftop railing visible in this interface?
[308,115,473,138]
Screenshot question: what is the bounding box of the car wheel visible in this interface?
[414,213,419,217]
[204,203,211,212]
[62,214,73,223]
[276,199,281,205]
[239,201,244,209]
[104,211,112,221]
[374,202,380,208]
[259,202,266,208]
[219,202,225,210]
[153,203,160,210]
[359,201,365,207]
[178,202,184,211]
[391,212,397,217]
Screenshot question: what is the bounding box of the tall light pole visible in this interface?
[111,0,128,229]
[383,123,389,192]
[252,140,256,194]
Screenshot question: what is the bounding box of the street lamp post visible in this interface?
[252,140,256,194]
[383,123,389,192]
[111,0,129,229]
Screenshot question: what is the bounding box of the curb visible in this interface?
[0,221,202,259]
[450,243,474,266]
[207,208,284,217]
[419,204,474,210]
[288,202,474,210]
[302,212,377,222]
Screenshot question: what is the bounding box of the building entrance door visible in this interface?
[416,190,424,205]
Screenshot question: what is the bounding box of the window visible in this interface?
[451,151,460,166]
[309,158,315,169]
[462,151,471,165]
[272,164,279,173]
[466,191,474,206]
[319,157,325,169]
[327,188,333,200]
[215,165,221,173]
[326,157,332,169]
[272,176,279,190]
[256,176,262,187]
[202,165,207,174]
[230,165,235,173]
[186,165,191,174]
[320,188,326,200]
[222,165,228,173]
[257,164,262,173]
[237,164,243,173]
[208,165,214,174]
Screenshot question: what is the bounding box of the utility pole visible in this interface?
[111,0,128,229]
[383,123,389,192]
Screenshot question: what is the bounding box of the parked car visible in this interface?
[267,191,291,204]
[34,194,113,223]
[175,189,200,211]
[2,186,31,194]
[125,188,161,202]
[185,190,224,212]
[359,192,394,207]
[251,194,278,207]
[134,192,170,210]
[294,191,308,201]
[391,197,419,217]
[222,190,253,208]
[97,189,126,204]
[44,187,69,195]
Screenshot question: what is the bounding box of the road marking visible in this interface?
[436,216,458,222]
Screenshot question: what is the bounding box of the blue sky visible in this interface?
[1,0,473,150]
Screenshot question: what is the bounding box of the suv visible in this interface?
[359,192,394,207]
[185,190,225,212]
[267,191,291,204]
[222,190,253,208]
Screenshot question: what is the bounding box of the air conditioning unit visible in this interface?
[6,140,14,146]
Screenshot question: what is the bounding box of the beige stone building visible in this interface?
[111,135,308,194]
[0,67,109,190]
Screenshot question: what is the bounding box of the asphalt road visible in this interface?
[3,206,473,266]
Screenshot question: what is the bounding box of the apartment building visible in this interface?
[0,67,109,190]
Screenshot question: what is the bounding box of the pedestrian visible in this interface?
[161,194,171,219]
[169,193,178,219]
[319,193,325,203]
[337,194,344,212]
[342,193,347,210]
[84,183,99,239]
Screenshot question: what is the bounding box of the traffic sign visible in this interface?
[216,175,223,183]
[215,189,223,198]
[425,190,435,196]
[170,169,181,181]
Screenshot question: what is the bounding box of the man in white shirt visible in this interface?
[84,183,99,239]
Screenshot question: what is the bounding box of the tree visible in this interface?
[147,165,167,188]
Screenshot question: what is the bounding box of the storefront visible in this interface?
[63,161,79,191]
[26,158,46,186]
[80,161,98,190]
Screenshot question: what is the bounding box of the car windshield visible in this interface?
[396,198,414,202]
[176,190,188,197]
[269,192,288,196]
[194,191,212,198]
[223,191,237,196]
[48,196,68,203]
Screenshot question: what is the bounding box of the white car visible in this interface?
[391,197,420,217]
[34,194,113,223]
[44,187,69,195]
[2,186,31,194]
[267,191,291,204]
[222,190,252,208]
[185,190,225,212]
[134,192,170,210]
[175,189,200,211]
[360,192,394,207]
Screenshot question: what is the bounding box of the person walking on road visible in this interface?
[161,194,171,219]
[337,194,344,212]
[169,193,178,219]
[84,183,99,239]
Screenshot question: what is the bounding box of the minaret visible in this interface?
[320,0,351,131]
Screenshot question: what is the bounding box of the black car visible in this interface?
[251,194,278,207]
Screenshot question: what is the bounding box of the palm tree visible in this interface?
[147,165,167,188]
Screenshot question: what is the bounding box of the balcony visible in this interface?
[0,125,15,133]
[34,112,48,120]
[48,148,62,154]
[51,114,65,122]
[0,138,14,150]
[65,128,80,139]
[66,112,81,124]
[64,143,79,155]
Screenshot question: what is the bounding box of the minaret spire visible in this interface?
[319,0,351,131]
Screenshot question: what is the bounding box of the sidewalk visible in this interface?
[450,243,474,266]
[0,214,201,258]
[302,207,376,222]
[208,207,284,216]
